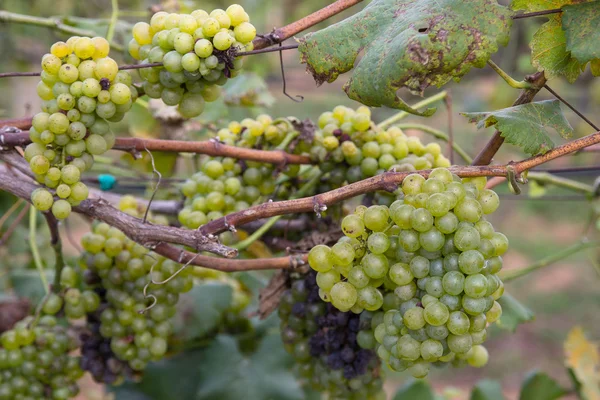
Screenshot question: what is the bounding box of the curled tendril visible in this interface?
[142,145,162,224]
[138,251,199,314]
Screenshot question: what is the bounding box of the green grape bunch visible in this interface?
[77,196,194,381]
[27,36,136,220]
[0,315,84,400]
[130,4,256,118]
[307,169,507,378]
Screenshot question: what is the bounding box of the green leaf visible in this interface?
[496,293,535,332]
[519,371,567,400]
[470,380,505,400]
[299,0,512,116]
[195,334,303,400]
[511,0,585,82]
[528,180,547,198]
[562,2,600,64]
[393,380,436,400]
[564,326,600,400]
[591,59,600,77]
[223,73,275,108]
[171,282,233,341]
[461,100,573,156]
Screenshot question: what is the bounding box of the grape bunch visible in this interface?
[279,271,385,400]
[0,315,83,400]
[307,169,507,377]
[178,115,304,229]
[77,198,194,381]
[312,105,451,183]
[27,36,136,220]
[130,5,256,118]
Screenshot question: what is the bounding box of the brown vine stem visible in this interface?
[1,132,312,165]
[200,130,600,236]
[252,0,365,49]
[0,117,33,131]
[471,71,547,166]
[43,213,65,293]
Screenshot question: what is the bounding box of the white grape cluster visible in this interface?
[312,106,451,183]
[308,169,507,378]
[129,5,256,118]
[27,37,136,220]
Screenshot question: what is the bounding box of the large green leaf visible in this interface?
[562,2,600,64]
[171,282,233,341]
[462,100,573,156]
[195,334,303,400]
[470,380,505,400]
[496,293,535,332]
[519,371,567,400]
[9,270,54,305]
[393,380,436,400]
[113,333,302,400]
[299,0,512,116]
[512,0,585,82]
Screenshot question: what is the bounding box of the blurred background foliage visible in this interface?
[1,0,599,399]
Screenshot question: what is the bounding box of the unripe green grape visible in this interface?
[54,132,71,146]
[466,345,489,367]
[61,165,80,185]
[69,182,89,201]
[53,81,71,97]
[420,339,443,362]
[78,60,97,80]
[458,250,484,275]
[181,53,201,72]
[174,32,195,54]
[330,282,357,311]
[178,14,198,34]
[210,9,231,28]
[31,188,54,211]
[77,96,97,113]
[454,226,481,251]
[202,18,220,37]
[361,253,389,279]
[411,208,434,232]
[30,155,50,174]
[82,78,102,97]
[363,205,389,232]
[461,296,487,315]
[403,307,425,330]
[331,241,355,266]
[308,244,333,273]
[42,54,62,74]
[55,184,71,199]
[213,31,234,50]
[435,212,459,234]
[178,93,205,118]
[463,273,488,298]
[58,63,79,84]
[96,101,116,119]
[234,22,256,43]
[399,229,420,252]
[356,286,383,311]
[109,83,132,105]
[454,197,483,223]
[486,300,502,323]
[95,57,118,81]
[48,112,70,134]
[226,4,249,26]
[57,93,75,110]
[419,228,444,252]
[132,22,152,45]
[341,214,365,238]
[367,232,391,254]
[47,167,61,181]
[448,333,472,354]
[201,85,221,102]
[37,81,54,100]
[316,270,341,291]
[442,271,465,295]
[348,267,370,289]
[424,302,450,326]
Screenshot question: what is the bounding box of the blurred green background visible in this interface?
[1,0,599,399]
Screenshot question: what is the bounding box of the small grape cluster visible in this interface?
[77,198,193,380]
[312,106,451,184]
[27,36,136,220]
[130,5,256,118]
[0,315,83,400]
[307,169,506,377]
[178,115,303,228]
[279,271,385,400]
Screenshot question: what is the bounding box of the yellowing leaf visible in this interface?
[512,0,586,83]
[564,326,600,400]
[236,230,273,259]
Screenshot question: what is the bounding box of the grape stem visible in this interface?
[1,131,312,165]
[376,91,448,129]
[28,207,49,294]
[486,60,532,89]
[198,129,600,237]
[0,10,124,51]
[499,240,600,282]
[252,0,365,50]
